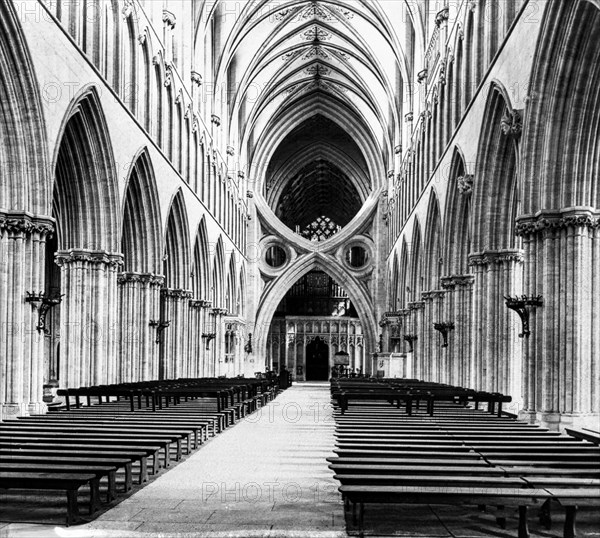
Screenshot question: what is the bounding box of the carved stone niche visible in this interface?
[457,174,474,196]
[500,109,523,137]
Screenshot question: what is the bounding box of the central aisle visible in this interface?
[84,382,346,537]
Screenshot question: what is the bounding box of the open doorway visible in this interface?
[306,337,330,381]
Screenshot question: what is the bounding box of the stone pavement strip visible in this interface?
[1,382,346,538]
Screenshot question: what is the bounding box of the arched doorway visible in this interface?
[306,337,329,381]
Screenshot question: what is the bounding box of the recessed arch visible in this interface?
[53,86,119,252]
[443,147,471,275]
[0,1,49,215]
[521,0,600,211]
[121,148,162,274]
[163,189,191,290]
[471,81,520,252]
[192,216,210,300]
[423,190,442,290]
[253,255,377,361]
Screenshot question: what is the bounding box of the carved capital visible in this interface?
[211,114,221,126]
[0,211,54,237]
[468,250,524,267]
[417,68,428,84]
[161,288,193,300]
[404,111,414,122]
[516,209,600,236]
[55,249,124,268]
[117,272,165,287]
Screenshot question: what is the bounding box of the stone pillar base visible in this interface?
[1,402,30,421]
[537,412,600,433]
[27,401,48,416]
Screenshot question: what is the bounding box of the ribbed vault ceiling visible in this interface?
[199,0,415,234]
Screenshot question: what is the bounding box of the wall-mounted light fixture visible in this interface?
[244,333,253,354]
[26,290,64,334]
[504,295,543,338]
[403,334,418,353]
[433,322,455,347]
[149,319,170,344]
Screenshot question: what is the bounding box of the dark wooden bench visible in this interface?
[0,462,118,502]
[340,484,554,537]
[0,452,134,491]
[0,471,99,525]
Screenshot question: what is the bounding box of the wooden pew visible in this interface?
[0,471,100,525]
[0,462,118,502]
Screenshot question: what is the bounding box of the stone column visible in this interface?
[517,211,600,430]
[117,273,163,382]
[55,249,122,389]
[188,300,207,377]
[160,288,193,379]
[420,292,435,380]
[429,290,447,382]
[468,250,523,402]
[211,308,227,376]
[407,301,425,379]
[441,275,474,388]
[0,212,54,418]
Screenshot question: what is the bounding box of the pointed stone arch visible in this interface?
[517,0,600,430]
[50,86,122,389]
[423,190,443,291]
[471,81,520,253]
[121,147,162,275]
[53,86,120,253]
[225,254,237,315]
[0,1,53,417]
[253,255,377,369]
[118,147,162,382]
[0,1,50,215]
[192,216,211,300]
[163,189,191,290]
[211,236,226,308]
[443,146,471,276]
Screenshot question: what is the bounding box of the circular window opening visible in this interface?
[265,245,287,268]
[346,246,368,268]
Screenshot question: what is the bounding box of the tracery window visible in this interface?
[300,216,341,242]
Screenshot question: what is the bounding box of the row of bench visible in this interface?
[330,377,512,416]
[328,380,600,538]
[0,377,279,525]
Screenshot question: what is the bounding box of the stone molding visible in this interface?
[407,301,425,311]
[441,275,475,289]
[117,272,164,286]
[189,299,212,309]
[468,250,524,266]
[161,288,193,299]
[0,211,54,236]
[421,290,445,301]
[55,249,123,268]
[516,209,600,236]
